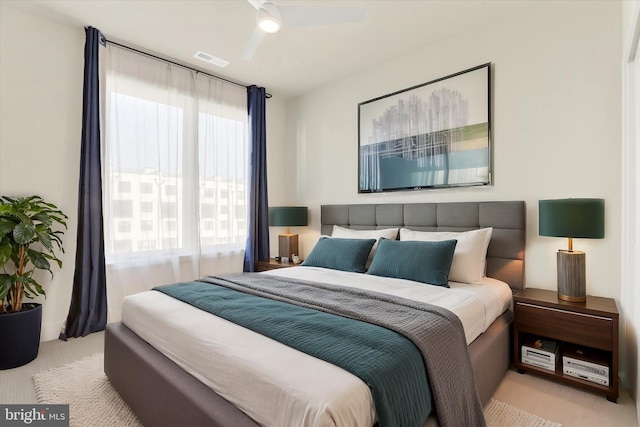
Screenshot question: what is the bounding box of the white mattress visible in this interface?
[121,267,512,427]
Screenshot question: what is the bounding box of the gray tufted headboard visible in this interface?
[321,201,526,290]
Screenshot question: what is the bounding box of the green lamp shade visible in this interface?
[538,198,604,239]
[269,207,308,227]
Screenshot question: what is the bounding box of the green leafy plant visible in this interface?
[0,196,67,313]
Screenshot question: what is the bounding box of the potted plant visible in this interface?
[0,195,67,369]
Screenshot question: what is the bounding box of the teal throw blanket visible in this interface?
[154,280,431,427]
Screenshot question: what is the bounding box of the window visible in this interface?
[112,200,133,218]
[140,182,153,194]
[103,44,248,261]
[117,181,131,193]
[140,202,153,213]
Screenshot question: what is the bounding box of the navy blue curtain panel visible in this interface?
[60,26,108,339]
[243,85,270,272]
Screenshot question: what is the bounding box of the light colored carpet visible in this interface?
[484,399,561,427]
[33,352,562,427]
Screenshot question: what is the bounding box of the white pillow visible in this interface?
[331,225,399,267]
[399,227,493,284]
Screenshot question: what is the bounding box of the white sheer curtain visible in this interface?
[101,44,248,322]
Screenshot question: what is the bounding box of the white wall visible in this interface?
[622,0,640,413]
[286,2,622,303]
[264,95,292,257]
[0,5,83,342]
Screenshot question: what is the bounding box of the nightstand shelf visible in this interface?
[513,288,619,402]
[255,258,301,272]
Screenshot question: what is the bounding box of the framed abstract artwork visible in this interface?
[358,63,491,193]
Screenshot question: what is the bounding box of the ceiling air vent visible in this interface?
[193,51,229,68]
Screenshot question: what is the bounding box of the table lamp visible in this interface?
[269,206,308,260]
[538,198,604,302]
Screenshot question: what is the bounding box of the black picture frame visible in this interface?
[358,63,491,193]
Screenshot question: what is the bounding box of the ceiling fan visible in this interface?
[242,0,366,60]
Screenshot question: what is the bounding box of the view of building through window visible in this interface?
[109,172,247,254]
[104,87,248,261]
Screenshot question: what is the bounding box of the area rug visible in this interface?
[484,399,562,427]
[33,353,141,427]
[34,353,562,427]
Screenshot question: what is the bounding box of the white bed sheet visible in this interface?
[121,268,512,427]
[266,267,512,345]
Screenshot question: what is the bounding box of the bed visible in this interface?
[104,200,526,427]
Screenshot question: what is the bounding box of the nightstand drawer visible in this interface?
[515,302,613,351]
[258,263,282,271]
[255,259,300,272]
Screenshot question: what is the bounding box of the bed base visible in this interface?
[104,310,512,427]
[104,322,259,427]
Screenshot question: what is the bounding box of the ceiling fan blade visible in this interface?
[246,0,264,10]
[279,6,365,28]
[242,27,266,60]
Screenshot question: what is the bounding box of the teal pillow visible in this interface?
[366,238,457,287]
[301,237,376,273]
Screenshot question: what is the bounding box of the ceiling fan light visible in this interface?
[258,3,281,33]
[258,16,280,33]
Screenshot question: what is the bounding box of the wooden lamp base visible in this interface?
[278,234,299,260]
[557,250,586,302]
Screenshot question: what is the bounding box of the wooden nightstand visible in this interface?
[255,258,301,272]
[513,288,619,402]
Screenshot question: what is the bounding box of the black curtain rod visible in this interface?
[104,39,272,98]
